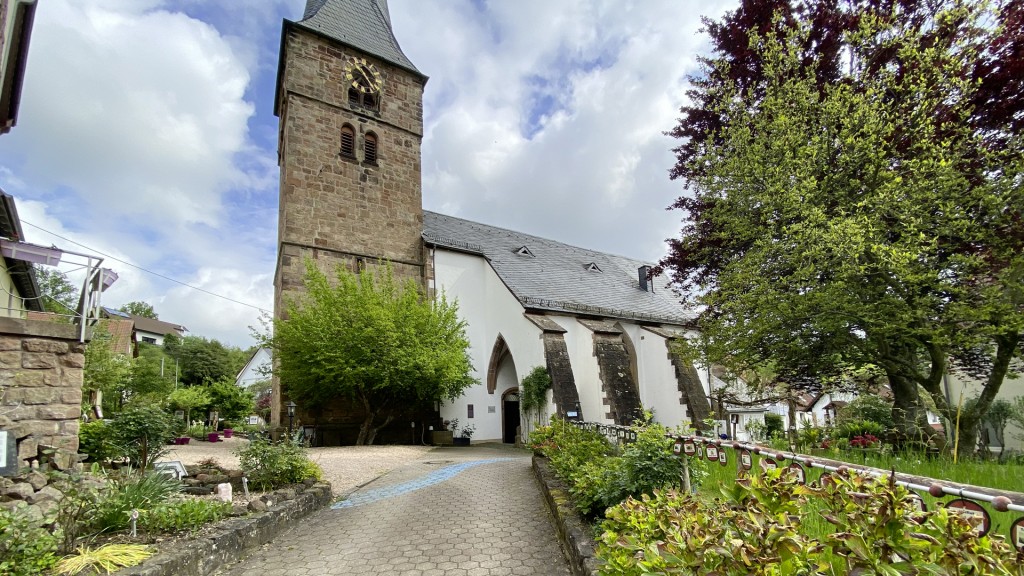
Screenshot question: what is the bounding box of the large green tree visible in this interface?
[273,261,476,445]
[119,301,158,319]
[662,2,1023,452]
[163,335,247,387]
[35,267,78,316]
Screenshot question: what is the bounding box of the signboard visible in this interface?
[761,457,778,471]
[672,439,683,455]
[0,430,16,477]
[718,449,728,466]
[739,449,752,470]
[683,441,696,456]
[946,499,991,536]
[705,445,719,462]
[1011,517,1024,551]
[787,462,805,484]
[695,444,704,459]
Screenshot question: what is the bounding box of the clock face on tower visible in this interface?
[346,59,383,94]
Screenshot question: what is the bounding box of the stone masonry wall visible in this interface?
[542,333,583,420]
[0,317,84,470]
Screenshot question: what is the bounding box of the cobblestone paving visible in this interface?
[216,445,571,576]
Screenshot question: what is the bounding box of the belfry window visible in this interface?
[340,124,356,158]
[364,132,378,164]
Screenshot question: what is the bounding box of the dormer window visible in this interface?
[585,262,601,272]
[515,245,534,257]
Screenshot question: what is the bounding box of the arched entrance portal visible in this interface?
[502,389,521,444]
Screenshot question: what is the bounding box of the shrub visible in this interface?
[108,405,177,467]
[236,435,323,490]
[833,419,885,442]
[93,470,182,534]
[836,395,894,430]
[140,499,232,534]
[762,413,785,439]
[596,468,1022,575]
[54,544,153,575]
[0,506,59,576]
[78,419,119,464]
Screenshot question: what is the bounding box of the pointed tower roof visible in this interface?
[297,0,420,75]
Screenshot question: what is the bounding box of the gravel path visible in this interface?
[159,437,434,496]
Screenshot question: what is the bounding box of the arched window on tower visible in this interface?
[340,124,356,158]
[364,132,378,165]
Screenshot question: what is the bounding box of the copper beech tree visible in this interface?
[661,0,1023,453]
[272,261,476,445]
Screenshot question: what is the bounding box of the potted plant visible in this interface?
[223,427,234,439]
[454,422,475,446]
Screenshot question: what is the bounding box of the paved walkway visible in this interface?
[216,445,572,576]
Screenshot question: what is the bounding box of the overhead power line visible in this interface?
[20,220,271,313]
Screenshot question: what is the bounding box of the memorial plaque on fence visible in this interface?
[718,449,727,466]
[946,499,991,536]
[739,449,752,470]
[907,493,927,513]
[683,441,695,456]
[787,462,805,484]
[817,471,833,487]
[761,457,778,471]
[673,439,683,455]
[696,445,704,459]
[705,445,719,462]
[1012,517,1024,551]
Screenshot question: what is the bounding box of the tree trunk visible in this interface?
[365,413,394,445]
[950,332,1020,459]
[887,370,923,443]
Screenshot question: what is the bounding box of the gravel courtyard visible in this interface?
[160,436,434,496]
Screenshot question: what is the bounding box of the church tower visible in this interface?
[272,0,426,426]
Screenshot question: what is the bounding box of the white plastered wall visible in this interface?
[623,324,690,428]
[0,264,27,318]
[433,249,545,442]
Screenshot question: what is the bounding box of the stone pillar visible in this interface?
[0,317,85,471]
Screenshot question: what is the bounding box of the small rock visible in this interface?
[247,499,268,512]
[34,499,59,522]
[183,478,204,487]
[0,500,27,513]
[3,481,35,501]
[183,486,214,496]
[226,469,244,479]
[196,474,229,485]
[230,505,247,517]
[302,478,316,487]
[26,471,48,491]
[275,489,296,501]
[27,485,63,505]
[215,483,233,503]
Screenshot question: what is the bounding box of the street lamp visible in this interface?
[286,401,297,435]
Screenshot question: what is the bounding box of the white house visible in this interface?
[236,347,272,389]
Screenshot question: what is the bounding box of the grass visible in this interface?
[696,448,1021,542]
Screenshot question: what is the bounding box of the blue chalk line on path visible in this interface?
[332,457,514,509]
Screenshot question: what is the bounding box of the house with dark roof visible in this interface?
[271,0,714,444]
[100,307,186,348]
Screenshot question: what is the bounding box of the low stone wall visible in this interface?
[0,317,85,471]
[532,455,599,576]
[115,481,333,576]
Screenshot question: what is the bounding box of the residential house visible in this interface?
[0,0,36,134]
[235,346,271,389]
[101,307,186,348]
[0,191,41,317]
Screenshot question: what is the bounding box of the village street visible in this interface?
[213,444,571,576]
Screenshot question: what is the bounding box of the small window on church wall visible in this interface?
[340,125,356,157]
[364,132,378,164]
[348,87,360,108]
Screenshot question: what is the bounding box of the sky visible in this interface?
[0,0,736,348]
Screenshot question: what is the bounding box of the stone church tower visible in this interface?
[271,0,427,427]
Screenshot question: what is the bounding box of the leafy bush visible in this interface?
[78,419,119,464]
[206,378,255,424]
[762,413,785,439]
[596,468,1022,575]
[836,394,894,430]
[93,470,181,534]
[0,506,59,576]
[140,499,232,534]
[796,425,826,450]
[529,418,706,520]
[832,419,885,442]
[519,366,551,415]
[108,405,177,467]
[236,435,323,490]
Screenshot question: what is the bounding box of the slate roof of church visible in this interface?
[297,0,421,75]
[423,211,695,326]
